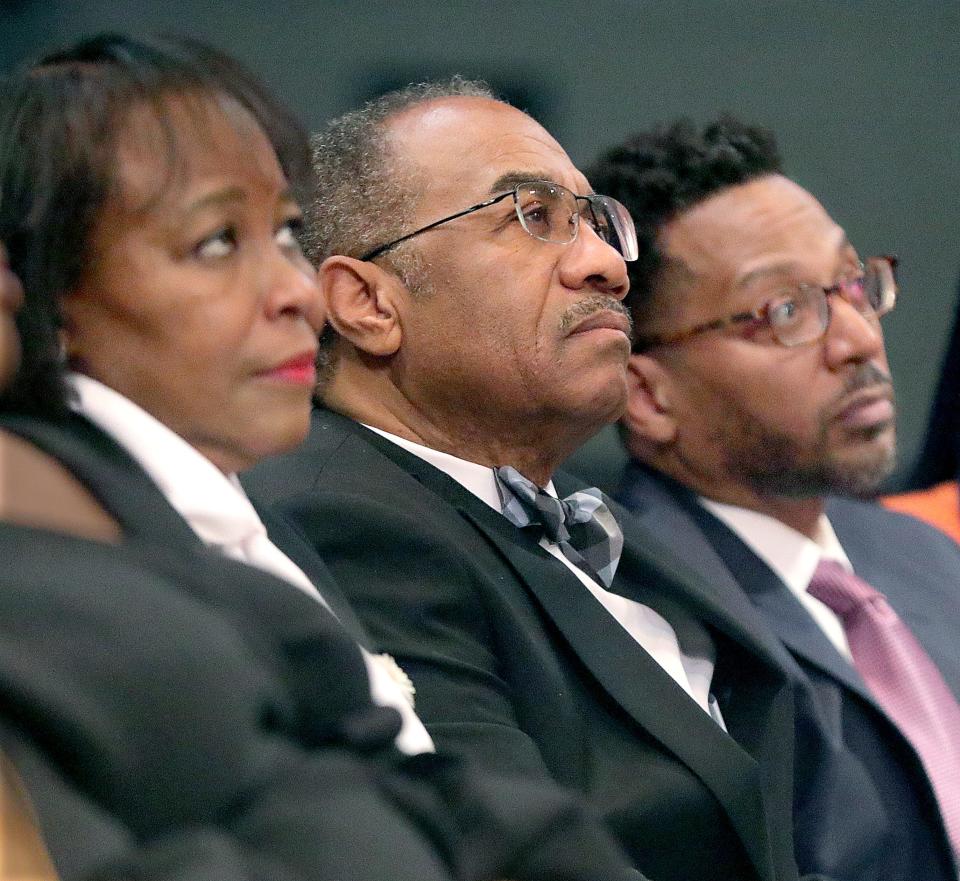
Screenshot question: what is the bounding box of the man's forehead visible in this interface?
[387,96,588,201]
[662,175,849,286]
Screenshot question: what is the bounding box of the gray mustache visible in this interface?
[559,296,633,335]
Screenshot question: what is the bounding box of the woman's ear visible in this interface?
[623,353,678,447]
[319,256,404,357]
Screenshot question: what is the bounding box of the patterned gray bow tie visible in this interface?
[494,465,624,588]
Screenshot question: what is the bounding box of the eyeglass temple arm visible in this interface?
[359,191,513,262]
[634,310,758,351]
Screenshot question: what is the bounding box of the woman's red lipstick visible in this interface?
[261,351,317,385]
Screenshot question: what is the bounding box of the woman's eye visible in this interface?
[195,228,236,259]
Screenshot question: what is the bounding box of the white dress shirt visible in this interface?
[700,498,853,659]
[70,374,434,755]
[366,425,724,724]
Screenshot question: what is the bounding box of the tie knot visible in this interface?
[494,466,570,542]
[808,559,888,620]
[493,465,624,588]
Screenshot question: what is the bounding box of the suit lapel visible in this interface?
[464,499,763,760]
[465,489,783,881]
[3,412,375,649]
[128,535,380,718]
[255,501,371,643]
[635,469,878,706]
[0,417,383,730]
[359,420,782,670]
[353,425,778,877]
[623,471,960,845]
[0,413,202,551]
[589,468,795,678]
[361,420,779,743]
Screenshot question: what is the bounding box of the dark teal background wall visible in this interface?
[2,0,957,489]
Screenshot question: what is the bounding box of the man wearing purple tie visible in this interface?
[590,116,960,881]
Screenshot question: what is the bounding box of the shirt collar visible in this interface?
[362,424,558,512]
[69,373,267,548]
[699,496,851,599]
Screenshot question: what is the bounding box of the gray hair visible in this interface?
[306,76,495,389]
[303,75,495,273]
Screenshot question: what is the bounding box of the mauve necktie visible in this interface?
[494,465,624,588]
[808,559,960,855]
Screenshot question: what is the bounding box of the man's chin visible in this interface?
[586,378,629,428]
[740,440,896,500]
[826,441,897,498]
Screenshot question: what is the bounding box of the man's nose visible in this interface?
[824,295,886,367]
[558,222,630,299]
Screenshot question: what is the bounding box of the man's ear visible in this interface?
[318,256,404,357]
[624,353,678,446]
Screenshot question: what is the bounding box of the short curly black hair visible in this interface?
[588,116,782,346]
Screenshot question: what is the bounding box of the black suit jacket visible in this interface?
[245,408,813,881]
[615,461,959,881]
[0,412,638,881]
[0,523,455,881]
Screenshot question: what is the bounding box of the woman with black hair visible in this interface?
[0,34,451,880]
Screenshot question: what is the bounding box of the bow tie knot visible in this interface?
[494,465,623,588]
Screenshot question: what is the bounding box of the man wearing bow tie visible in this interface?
[247,82,810,881]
